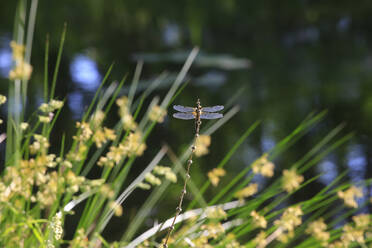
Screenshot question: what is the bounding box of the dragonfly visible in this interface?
[173,99,224,121]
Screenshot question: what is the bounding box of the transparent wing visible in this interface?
[173,112,195,120]
[202,105,224,112]
[173,105,194,112]
[200,112,223,119]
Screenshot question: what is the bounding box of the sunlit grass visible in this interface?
[1,2,372,248]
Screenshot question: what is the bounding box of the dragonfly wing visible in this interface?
[202,105,224,112]
[173,105,194,112]
[173,112,195,120]
[200,112,223,119]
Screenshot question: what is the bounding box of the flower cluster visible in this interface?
[205,207,227,220]
[195,135,211,157]
[148,104,167,123]
[117,96,137,130]
[29,134,50,155]
[37,99,64,123]
[0,95,5,125]
[234,183,258,201]
[250,210,267,228]
[137,165,177,190]
[253,231,267,247]
[327,214,371,247]
[274,206,303,243]
[0,95,6,105]
[337,185,363,208]
[305,218,330,246]
[275,206,303,232]
[252,153,275,177]
[50,212,63,240]
[282,169,304,193]
[9,41,32,80]
[109,201,123,217]
[207,168,226,186]
[93,127,116,148]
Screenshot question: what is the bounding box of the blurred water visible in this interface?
[347,144,367,183]
[67,91,84,119]
[69,54,101,92]
[0,36,12,78]
[317,156,338,185]
[163,23,181,47]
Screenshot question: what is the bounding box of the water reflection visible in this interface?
[163,23,180,47]
[337,16,351,32]
[132,51,251,70]
[346,144,368,211]
[69,54,101,92]
[347,144,366,183]
[0,36,12,78]
[317,156,338,185]
[261,122,276,152]
[67,91,84,119]
[68,54,101,119]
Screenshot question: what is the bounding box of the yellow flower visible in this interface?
[352,214,370,229]
[0,95,6,105]
[137,182,151,190]
[252,153,275,177]
[10,41,25,61]
[36,171,62,207]
[116,96,138,130]
[70,229,88,248]
[341,224,365,246]
[93,127,116,148]
[207,168,226,186]
[66,171,85,193]
[123,131,146,156]
[39,99,64,113]
[282,169,304,193]
[201,222,225,238]
[253,231,267,247]
[109,201,123,217]
[49,99,64,110]
[99,184,114,198]
[9,41,32,80]
[305,218,330,246]
[274,206,303,232]
[144,172,161,186]
[75,122,93,142]
[122,113,137,130]
[9,60,33,80]
[278,230,294,243]
[148,105,167,123]
[116,96,129,108]
[337,186,363,208]
[90,110,105,128]
[39,115,52,123]
[206,207,227,219]
[29,134,50,154]
[20,122,29,130]
[250,211,267,228]
[328,241,344,248]
[153,165,177,183]
[195,135,211,157]
[50,211,63,240]
[234,183,258,201]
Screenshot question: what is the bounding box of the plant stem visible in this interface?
[163,99,202,247]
